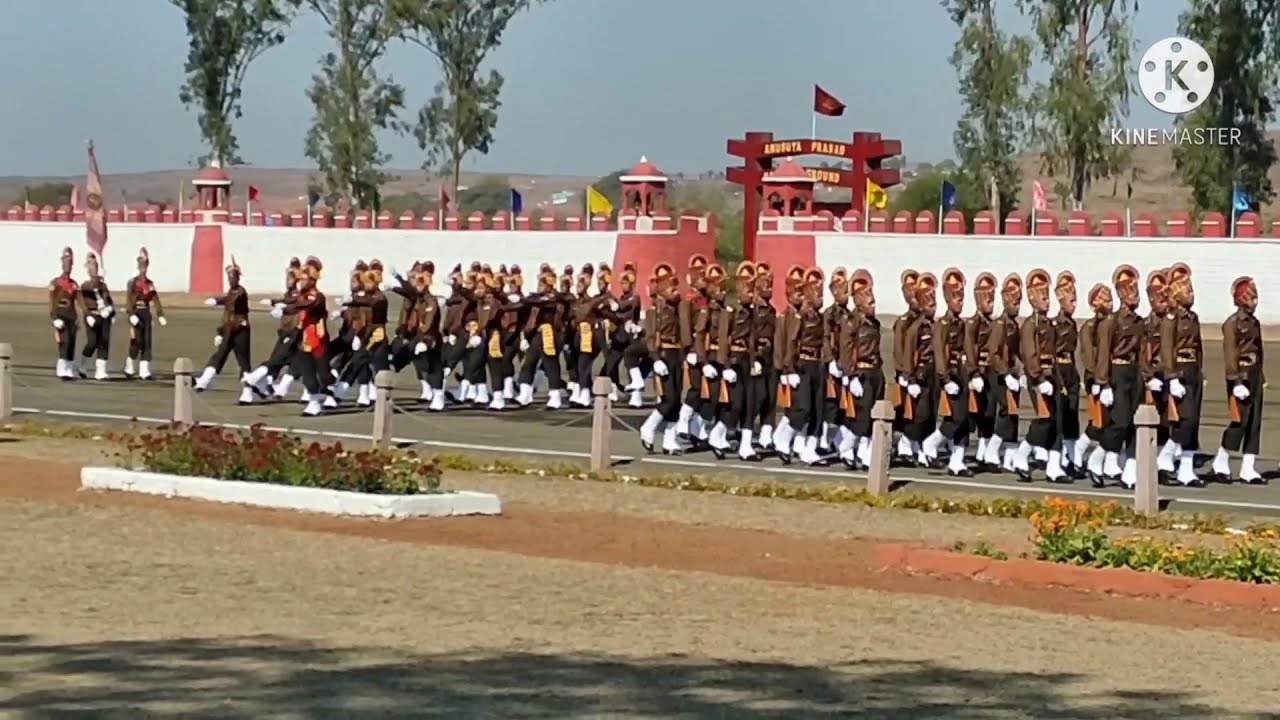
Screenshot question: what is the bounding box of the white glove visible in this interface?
[723,368,738,383]
[625,321,641,335]
[1169,378,1186,398]
[269,305,285,320]
[1090,383,1101,396]
[1004,374,1020,392]
[841,375,849,387]
[751,361,763,376]
[1100,387,1114,407]
[259,298,273,307]
[1233,384,1250,401]
[519,336,530,352]
[466,334,482,348]
[329,309,342,319]
[685,352,698,366]
[827,360,841,378]
[86,315,97,327]
[213,334,223,348]
[52,318,65,330]
[445,334,457,346]
[129,314,140,327]
[702,364,718,379]
[897,375,908,387]
[414,341,427,355]
[944,381,960,396]
[1037,380,1053,395]
[351,336,363,352]
[653,360,669,376]
[1146,378,1163,392]
[969,376,985,393]
[204,298,217,307]
[1018,375,1028,391]
[609,300,619,311]
[158,316,167,327]
[507,293,520,303]
[99,305,113,319]
[907,383,921,398]
[850,377,865,397]
[786,373,801,388]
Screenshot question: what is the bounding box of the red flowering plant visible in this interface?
[112,423,441,495]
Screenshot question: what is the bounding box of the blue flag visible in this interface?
[941,180,958,212]
[511,188,524,214]
[306,190,321,209]
[1232,182,1255,217]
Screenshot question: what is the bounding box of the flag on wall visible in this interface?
[586,186,613,216]
[1232,182,1256,216]
[85,141,107,263]
[813,85,846,117]
[1032,180,1048,211]
[866,179,888,210]
[941,180,958,212]
[248,185,261,202]
[69,185,80,212]
[511,188,524,214]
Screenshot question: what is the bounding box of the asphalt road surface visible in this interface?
[5,301,1280,518]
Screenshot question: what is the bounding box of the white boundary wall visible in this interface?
[0,222,196,292]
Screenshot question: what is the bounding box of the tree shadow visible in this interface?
[0,634,1271,718]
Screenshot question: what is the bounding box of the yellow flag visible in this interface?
[866,179,888,210]
[586,186,614,216]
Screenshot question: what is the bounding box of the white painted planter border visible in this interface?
[80,466,501,519]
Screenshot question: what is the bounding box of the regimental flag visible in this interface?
[1232,182,1256,217]
[85,141,107,264]
[69,184,80,212]
[813,84,846,117]
[866,179,888,210]
[1032,180,1048,211]
[941,180,958,212]
[248,185,261,202]
[511,188,524,214]
[587,185,614,216]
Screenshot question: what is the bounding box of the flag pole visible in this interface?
[1125,206,1132,237]
[937,177,944,236]
[177,179,184,218]
[1230,181,1238,239]
[810,112,817,140]
[863,182,870,232]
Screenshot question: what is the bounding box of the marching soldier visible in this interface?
[123,248,167,381]
[1162,264,1204,486]
[891,269,921,462]
[195,257,252,392]
[693,264,731,452]
[416,263,447,411]
[515,265,570,409]
[328,259,368,384]
[1015,269,1063,482]
[568,263,601,407]
[1051,272,1083,479]
[900,273,938,467]
[965,273,998,470]
[724,262,758,460]
[931,268,970,476]
[1096,265,1145,488]
[345,260,391,407]
[476,266,514,410]
[821,269,853,454]
[1213,276,1265,484]
[242,258,301,403]
[1144,269,1177,479]
[769,266,805,460]
[774,267,826,465]
[837,269,884,470]
[677,255,710,441]
[79,252,116,380]
[385,262,429,400]
[280,257,331,416]
[638,263,690,454]
[983,274,1024,473]
[49,246,79,381]
[603,263,645,407]
[1078,283,1114,486]
[751,263,778,451]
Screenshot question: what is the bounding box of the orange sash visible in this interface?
[1036,391,1051,419]
[778,383,792,409]
[939,393,952,418]
[1167,395,1180,423]
[1229,396,1243,423]
[1088,397,1104,428]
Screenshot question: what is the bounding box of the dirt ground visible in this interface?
[4,438,1280,717]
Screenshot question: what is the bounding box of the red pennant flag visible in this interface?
[84,141,107,265]
[248,185,262,202]
[813,84,846,117]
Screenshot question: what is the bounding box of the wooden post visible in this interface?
[866,399,895,496]
[589,375,613,474]
[172,357,194,427]
[372,370,394,449]
[1133,403,1160,516]
[0,342,12,420]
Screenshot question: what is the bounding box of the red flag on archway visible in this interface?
[85,141,107,265]
[813,85,846,117]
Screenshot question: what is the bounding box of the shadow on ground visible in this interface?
[1,634,1270,718]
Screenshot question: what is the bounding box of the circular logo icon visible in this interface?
[1138,37,1214,115]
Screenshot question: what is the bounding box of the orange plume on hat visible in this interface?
[1055,270,1075,289]
[755,262,772,277]
[653,263,675,282]
[943,267,965,288]
[61,246,73,259]
[288,256,301,268]
[786,265,805,284]
[915,272,938,297]
[369,258,383,271]
[705,264,727,285]
[1112,264,1138,287]
[974,272,997,292]
[737,261,757,280]
[850,269,873,293]
[900,268,919,287]
[354,259,368,272]
[1088,283,1113,308]
[1233,276,1256,301]
[1026,268,1051,290]
[804,267,824,287]
[1002,273,1022,291]
[136,247,150,264]
[688,254,709,271]
[1169,263,1191,284]
[1146,268,1169,291]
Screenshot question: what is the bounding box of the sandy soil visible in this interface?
[4,441,1280,717]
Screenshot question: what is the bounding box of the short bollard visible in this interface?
[1134,403,1161,516]
[0,342,12,420]
[372,370,394,449]
[866,399,895,496]
[589,376,613,474]
[172,357,194,427]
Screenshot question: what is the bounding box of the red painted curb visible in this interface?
[873,543,1280,610]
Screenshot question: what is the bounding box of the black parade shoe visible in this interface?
[842,457,859,471]
[711,446,726,461]
[1047,475,1074,485]
[947,467,974,478]
[662,447,684,457]
[1184,478,1207,488]
[776,451,793,465]
[1088,472,1106,489]
[740,453,761,463]
[1213,472,1234,484]
[1015,469,1033,483]
[1243,476,1269,486]
[640,439,655,454]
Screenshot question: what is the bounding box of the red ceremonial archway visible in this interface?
[727,131,903,258]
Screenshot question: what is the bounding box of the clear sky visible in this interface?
[0,0,1189,177]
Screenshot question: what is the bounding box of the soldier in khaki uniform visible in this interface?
[241,258,302,403]
[1213,276,1265,484]
[930,269,970,476]
[195,258,252,393]
[1096,265,1145,488]
[891,269,921,462]
[78,252,117,380]
[694,265,732,457]
[1051,272,1083,479]
[821,269,853,454]
[49,246,80,380]
[1077,283,1113,486]
[965,273,998,469]
[1143,269,1177,479]
[724,262,759,460]
[773,266,824,464]
[1161,264,1204,486]
[677,255,710,440]
[638,264,691,454]
[124,248,167,381]
[899,273,938,466]
[751,263,779,451]
[837,269,884,470]
[982,274,1024,473]
[1013,269,1064,482]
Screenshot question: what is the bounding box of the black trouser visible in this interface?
[601,334,628,384]
[518,325,564,390]
[683,357,702,407]
[1025,377,1058,450]
[971,370,995,440]
[262,327,295,377]
[1168,363,1202,450]
[485,330,508,392]
[290,351,326,395]
[1056,363,1081,447]
[206,325,252,376]
[573,323,600,390]
[754,355,777,430]
[1146,376,1170,448]
[1101,364,1141,453]
[845,368,885,438]
[501,331,520,381]
[415,344,444,388]
[1222,367,1264,455]
[721,352,752,432]
[936,373,970,444]
[992,372,1020,443]
[822,369,844,430]
[128,308,155,362]
[697,359,726,427]
[786,360,824,435]
[904,367,938,444]
[389,335,416,372]
[463,343,487,386]
[54,313,78,362]
[348,338,390,385]
[623,338,649,377]
[654,348,684,421]
[82,316,111,361]
[442,337,466,377]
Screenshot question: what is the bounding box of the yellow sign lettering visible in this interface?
[806,168,842,185]
[809,141,847,157]
[762,141,804,156]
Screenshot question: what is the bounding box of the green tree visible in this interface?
[889,171,985,225]
[459,176,515,214]
[393,0,545,202]
[382,191,437,216]
[1173,0,1280,214]
[13,183,73,208]
[943,0,1033,221]
[304,0,405,209]
[1019,0,1137,210]
[171,0,300,166]
[590,169,627,209]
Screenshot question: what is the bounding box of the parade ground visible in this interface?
[3,295,1280,516]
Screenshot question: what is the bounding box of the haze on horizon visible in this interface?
[0,0,1191,178]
